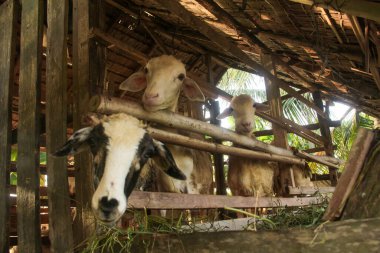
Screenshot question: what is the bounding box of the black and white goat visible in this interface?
[54,113,185,224]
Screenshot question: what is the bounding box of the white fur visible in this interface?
[121,55,212,195]
[218,94,275,197]
[91,114,146,221]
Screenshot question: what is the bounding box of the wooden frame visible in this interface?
[17,0,44,251]
[0,0,18,251]
[46,0,74,251]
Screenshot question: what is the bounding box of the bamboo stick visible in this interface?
[147,127,305,165]
[89,95,340,168]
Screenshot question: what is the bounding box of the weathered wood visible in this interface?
[289,0,380,23]
[147,127,305,165]
[90,96,337,167]
[342,131,380,219]
[262,53,293,195]
[17,0,44,252]
[254,121,341,137]
[72,0,96,246]
[313,91,337,185]
[127,191,320,209]
[0,0,18,251]
[289,186,335,195]
[323,128,375,221]
[10,163,75,177]
[303,145,337,154]
[127,217,380,252]
[46,0,74,251]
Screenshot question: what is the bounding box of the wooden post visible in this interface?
[209,100,227,195]
[17,0,43,252]
[312,91,337,186]
[341,130,380,220]
[46,0,74,252]
[323,128,375,221]
[0,0,17,251]
[262,53,292,195]
[73,0,106,246]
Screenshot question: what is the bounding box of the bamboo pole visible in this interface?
[147,127,305,165]
[89,95,340,168]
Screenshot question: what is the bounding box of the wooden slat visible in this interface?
[289,186,335,195]
[0,0,18,251]
[46,0,74,251]
[127,191,322,209]
[72,0,96,246]
[17,0,44,252]
[323,128,375,221]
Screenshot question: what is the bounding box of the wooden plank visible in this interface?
[17,0,44,252]
[72,0,96,246]
[313,91,337,185]
[289,0,380,23]
[323,128,375,221]
[0,0,18,251]
[288,186,335,195]
[127,191,321,209]
[46,0,74,251]
[262,53,293,194]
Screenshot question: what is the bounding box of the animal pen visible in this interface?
[1,0,380,252]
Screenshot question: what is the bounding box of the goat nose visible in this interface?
[145,93,159,100]
[99,197,119,216]
[242,122,251,128]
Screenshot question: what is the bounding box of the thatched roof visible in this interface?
[100,0,380,117]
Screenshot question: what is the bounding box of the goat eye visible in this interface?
[144,67,148,74]
[178,73,185,81]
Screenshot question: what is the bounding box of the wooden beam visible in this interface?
[142,22,169,54]
[72,0,96,246]
[320,8,344,44]
[289,186,335,195]
[127,191,321,209]
[46,0,74,251]
[262,53,293,194]
[17,0,43,252]
[303,145,337,154]
[0,0,18,251]
[254,121,341,137]
[289,0,380,23]
[313,91,338,185]
[323,128,375,221]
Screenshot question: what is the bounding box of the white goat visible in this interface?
[54,113,185,225]
[119,55,213,195]
[217,94,275,197]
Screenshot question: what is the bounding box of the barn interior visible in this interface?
[1,0,380,252]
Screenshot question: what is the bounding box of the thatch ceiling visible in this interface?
[101,0,380,117]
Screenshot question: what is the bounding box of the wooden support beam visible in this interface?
[72,0,96,246]
[313,91,338,185]
[289,186,335,195]
[289,0,380,23]
[254,121,341,137]
[90,95,339,168]
[262,53,293,194]
[127,191,321,209]
[320,8,344,44]
[142,22,169,54]
[303,145,337,154]
[17,0,43,252]
[323,128,375,221]
[0,0,18,251]
[46,0,74,251]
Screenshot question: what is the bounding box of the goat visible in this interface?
[119,55,213,195]
[54,113,185,225]
[217,94,275,197]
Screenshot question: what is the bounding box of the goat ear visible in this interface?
[119,71,147,92]
[53,127,93,156]
[216,107,233,120]
[182,77,205,102]
[151,139,186,180]
[253,102,270,112]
